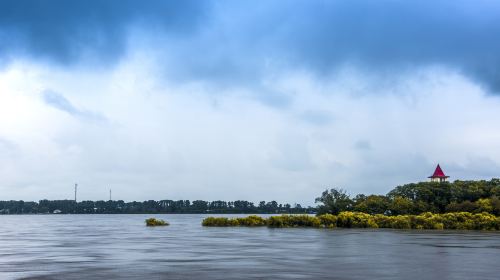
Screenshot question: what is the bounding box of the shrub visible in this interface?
[373,214,393,228]
[236,215,267,226]
[336,212,378,228]
[440,212,473,229]
[318,214,337,228]
[202,217,238,226]
[266,216,285,227]
[471,212,499,230]
[410,212,445,229]
[145,218,169,226]
[267,215,321,228]
[390,215,412,229]
[336,211,355,227]
[202,216,267,227]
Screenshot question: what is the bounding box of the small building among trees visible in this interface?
[428,164,449,183]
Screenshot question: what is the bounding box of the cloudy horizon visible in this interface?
[1,0,500,205]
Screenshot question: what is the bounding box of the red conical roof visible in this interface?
[428,164,449,178]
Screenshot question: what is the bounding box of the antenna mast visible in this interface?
[74,183,78,202]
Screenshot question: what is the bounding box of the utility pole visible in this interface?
[74,183,78,202]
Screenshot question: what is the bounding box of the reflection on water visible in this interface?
[0,214,499,279]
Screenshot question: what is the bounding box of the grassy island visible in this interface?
[202,215,267,227]
[202,212,500,230]
[145,218,169,226]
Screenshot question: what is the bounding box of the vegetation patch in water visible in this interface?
[267,215,321,228]
[202,215,267,227]
[145,218,169,226]
[202,212,500,230]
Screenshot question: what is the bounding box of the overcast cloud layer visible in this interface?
[1,1,500,204]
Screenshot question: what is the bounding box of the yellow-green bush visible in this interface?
[236,215,267,226]
[267,215,321,228]
[319,214,337,228]
[202,212,500,230]
[202,215,266,227]
[373,214,393,228]
[410,212,443,229]
[471,212,499,230]
[145,218,169,226]
[389,215,412,229]
[201,217,239,226]
[336,212,378,228]
[440,212,473,230]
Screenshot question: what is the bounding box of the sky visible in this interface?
[1,0,500,205]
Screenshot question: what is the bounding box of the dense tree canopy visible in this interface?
[316,179,500,216]
[315,188,353,215]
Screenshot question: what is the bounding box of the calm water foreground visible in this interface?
[0,214,499,280]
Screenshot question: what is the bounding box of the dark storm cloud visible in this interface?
[159,0,500,93]
[2,0,500,92]
[0,0,209,64]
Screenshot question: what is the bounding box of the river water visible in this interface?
[0,214,499,279]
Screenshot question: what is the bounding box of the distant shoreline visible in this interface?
[0,199,314,215]
[0,212,309,215]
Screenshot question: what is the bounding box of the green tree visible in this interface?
[476,198,493,213]
[491,196,500,215]
[354,195,390,214]
[315,188,352,215]
[446,200,478,213]
[389,196,414,215]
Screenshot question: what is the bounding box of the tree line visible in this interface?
[316,179,500,216]
[0,199,314,214]
[3,179,500,215]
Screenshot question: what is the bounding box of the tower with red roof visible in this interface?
[428,164,449,183]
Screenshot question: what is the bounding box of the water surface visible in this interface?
[0,214,498,279]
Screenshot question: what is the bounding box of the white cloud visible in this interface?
[1,58,499,204]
